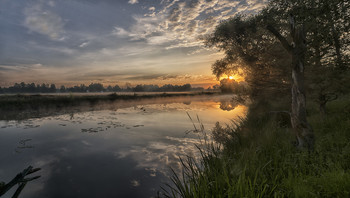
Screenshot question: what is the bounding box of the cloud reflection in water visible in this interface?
[0,95,247,198]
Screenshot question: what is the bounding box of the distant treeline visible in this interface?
[0,82,206,94]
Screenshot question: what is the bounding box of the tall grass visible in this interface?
[160,96,350,197]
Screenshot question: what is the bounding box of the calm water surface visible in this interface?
[0,95,246,198]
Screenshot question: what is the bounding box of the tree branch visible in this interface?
[0,166,41,197]
[266,25,293,53]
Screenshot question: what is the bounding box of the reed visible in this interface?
[161,95,350,197]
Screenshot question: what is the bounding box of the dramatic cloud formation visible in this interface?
[121,0,266,52]
[0,0,268,87]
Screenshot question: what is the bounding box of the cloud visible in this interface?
[79,42,89,48]
[124,74,164,80]
[24,3,66,41]
[124,74,180,81]
[112,27,130,38]
[128,0,139,4]
[116,0,267,52]
[115,136,205,177]
[47,1,55,7]
[147,35,171,45]
[0,0,269,86]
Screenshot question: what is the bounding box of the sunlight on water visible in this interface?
[0,95,247,198]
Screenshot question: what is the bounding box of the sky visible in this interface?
[0,0,267,88]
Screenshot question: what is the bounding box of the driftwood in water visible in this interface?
[0,166,41,198]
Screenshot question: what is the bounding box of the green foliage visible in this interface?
[207,0,349,100]
[206,14,291,98]
[169,0,350,196]
[161,97,350,197]
[219,79,250,94]
[264,0,350,115]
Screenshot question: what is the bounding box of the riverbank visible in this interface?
[0,92,220,120]
[162,95,350,197]
[0,92,217,110]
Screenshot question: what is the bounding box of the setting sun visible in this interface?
[219,74,245,82]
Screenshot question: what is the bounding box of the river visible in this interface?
[0,94,246,198]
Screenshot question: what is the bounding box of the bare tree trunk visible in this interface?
[267,15,314,150]
[331,25,344,69]
[290,26,314,149]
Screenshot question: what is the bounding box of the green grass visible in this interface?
[160,96,350,197]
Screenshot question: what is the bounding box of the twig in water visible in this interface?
[0,166,41,198]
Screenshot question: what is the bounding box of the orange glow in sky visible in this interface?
[219,74,245,82]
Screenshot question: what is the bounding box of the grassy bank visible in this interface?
[162,96,350,197]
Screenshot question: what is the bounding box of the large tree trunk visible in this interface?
[267,15,314,150]
[331,25,344,69]
[290,26,314,149]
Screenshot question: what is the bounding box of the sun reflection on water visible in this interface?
[0,94,248,198]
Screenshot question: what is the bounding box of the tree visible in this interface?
[133,85,144,92]
[208,0,350,149]
[266,14,314,149]
[28,83,36,93]
[265,0,350,116]
[60,85,66,93]
[49,84,56,93]
[106,85,113,92]
[219,78,249,93]
[207,8,321,149]
[88,83,104,92]
[206,15,291,99]
[113,85,122,92]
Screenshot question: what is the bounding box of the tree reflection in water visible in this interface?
[219,95,249,111]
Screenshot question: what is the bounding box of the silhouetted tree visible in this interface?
[113,85,122,92]
[28,83,36,93]
[88,83,104,92]
[49,84,56,93]
[59,85,66,93]
[0,82,202,94]
[206,15,290,98]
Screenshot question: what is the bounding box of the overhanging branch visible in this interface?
[266,25,293,53]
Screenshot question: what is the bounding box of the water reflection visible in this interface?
[0,95,247,198]
[220,100,238,111]
[35,154,166,198]
[15,139,34,153]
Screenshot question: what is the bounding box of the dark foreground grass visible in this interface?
[161,96,350,197]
